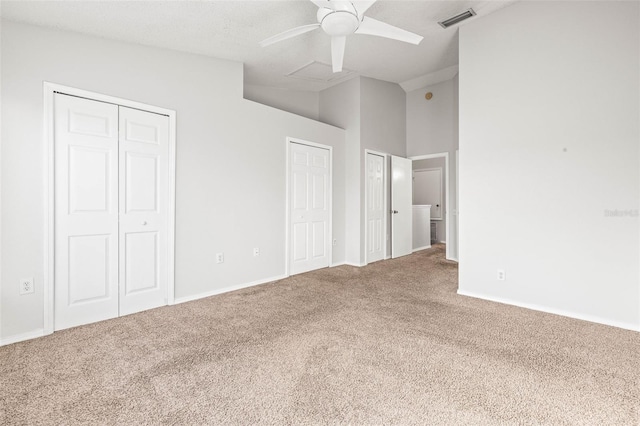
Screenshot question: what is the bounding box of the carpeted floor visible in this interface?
[1,244,639,425]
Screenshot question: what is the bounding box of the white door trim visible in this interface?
[43,82,177,335]
[409,152,452,261]
[453,149,459,262]
[285,137,333,276]
[364,149,389,265]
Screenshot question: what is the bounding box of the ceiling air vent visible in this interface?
[438,8,476,29]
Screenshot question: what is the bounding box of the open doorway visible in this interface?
[413,159,444,244]
[369,152,457,263]
[409,153,456,261]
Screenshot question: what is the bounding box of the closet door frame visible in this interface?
[43,82,177,335]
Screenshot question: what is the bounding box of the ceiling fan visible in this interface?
[259,0,423,73]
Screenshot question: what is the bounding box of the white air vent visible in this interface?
[286,61,355,83]
[438,8,476,29]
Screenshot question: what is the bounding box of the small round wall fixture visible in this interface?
[425,92,433,100]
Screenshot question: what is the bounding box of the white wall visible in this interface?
[319,76,406,265]
[0,18,3,338]
[0,21,346,342]
[360,77,406,262]
[361,77,407,157]
[406,79,455,157]
[458,1,640,330]
[451,74,459,259]
[319,77,360,265]
[406,77,458,259]
[452,73,459,151]
[243,84,320,121]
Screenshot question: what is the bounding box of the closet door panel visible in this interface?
[54,94,119,330]
[118,106,169,316]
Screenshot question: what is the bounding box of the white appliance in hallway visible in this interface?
[412,205,431,251]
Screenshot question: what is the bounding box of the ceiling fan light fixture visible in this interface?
[438,8,476,29]
[320,10,360,36]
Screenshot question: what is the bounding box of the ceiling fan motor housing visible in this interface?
[259,0,423,74]
[317,5,360,37]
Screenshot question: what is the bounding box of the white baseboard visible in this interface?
[0,329,45,347]
[173,258,364,304]
[173,274,288,305]
[412,245,432,253]
[457,289,640,332]
[343,262,365,267]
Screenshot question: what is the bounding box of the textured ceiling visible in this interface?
[0,0,516,91]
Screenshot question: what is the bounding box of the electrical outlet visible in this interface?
[332,239,337,246]
[253,247,260,257]
[497,270,506,281]
[20,278,34,295]
[216,253,224,264]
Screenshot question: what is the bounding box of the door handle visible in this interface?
[142,221,148,226]
[392,210,399,214]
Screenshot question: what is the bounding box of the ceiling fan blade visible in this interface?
[331,36,346,73]
[352,0,377,17]
[309,0,333,9]
[355,16,423,45]
[259,24,321,47]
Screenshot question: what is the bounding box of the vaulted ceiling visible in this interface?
[1,0,516,91]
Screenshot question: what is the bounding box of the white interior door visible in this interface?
[391,155,412,258]
[290,142,330,275]
[366,153,385,263]
[54,94,119,330]
[119,107,169,316]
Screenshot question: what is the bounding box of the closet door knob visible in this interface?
[142,221,148,226]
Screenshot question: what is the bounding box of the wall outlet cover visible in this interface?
[20,278,35,295]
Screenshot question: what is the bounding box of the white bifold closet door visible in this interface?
[54,94,119,329]
[118,106,168,316]
[54,94,168,331]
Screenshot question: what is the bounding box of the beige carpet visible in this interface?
[1,245,639,425]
